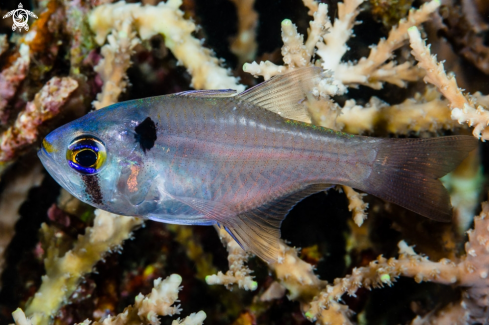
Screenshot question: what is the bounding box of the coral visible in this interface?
[88,0,245,91]
[63,0,96,75]
[12,275,206,325]
[228,0,257,65]
[442,150,484,234]
[408,26,489,140]
[205,226,257,291]
[243,0,437,93]
[0,35,7,56]
[0,163,44,287]
[307,195,489,324]
[340,186,369,227]
[0,44,30,120]
[92,19,140,110]
[434,0,489,75]
[259,281,286,302]
[0,77,78,164]
[23,210,143,324]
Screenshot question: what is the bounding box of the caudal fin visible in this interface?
[359,136,478,222]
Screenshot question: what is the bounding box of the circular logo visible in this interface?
[2,3,38,32]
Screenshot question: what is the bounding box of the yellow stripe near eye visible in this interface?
[94,149,106,169]
[42,139,57,153]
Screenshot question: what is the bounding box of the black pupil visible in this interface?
[75,149,97,167]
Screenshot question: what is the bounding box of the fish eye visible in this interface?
[66,136,106,174]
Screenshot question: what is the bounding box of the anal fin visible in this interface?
[169,184,331,263]
[220,184,331,263]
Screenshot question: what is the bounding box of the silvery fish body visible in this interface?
[38,68,477,262]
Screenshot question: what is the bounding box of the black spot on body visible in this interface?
[82,174,103,205]
[135,117,157,153]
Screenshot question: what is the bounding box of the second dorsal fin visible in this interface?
[236,67,322,123]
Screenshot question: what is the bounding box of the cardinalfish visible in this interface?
[38,67,477,262]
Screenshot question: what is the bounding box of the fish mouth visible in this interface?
[38,147,77,195]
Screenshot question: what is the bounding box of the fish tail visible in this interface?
[357,135,478,221]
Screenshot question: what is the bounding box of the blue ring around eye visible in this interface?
[68,160,98,174]
[71,143,100,152]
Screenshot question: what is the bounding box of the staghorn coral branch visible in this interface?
[304,3,328,58]
[171,312,207,325]
[0,162,44,287]
[0,44,30,121]
[281,19,312,69]
[229,0,257,65]
[243,3,328,80]
[269,242,353,324]
[24,210,143,324]
[302,0,319,16]
[271,242,325,300]
[92,19,140,110]
[335,98,384,133]
[306,241,461,322]
[410,302,469,325]
[317,0,364,72]
[243,60,287,81]
[205,226,257,291]
[0,35,7,56]
[89,0,244,92]
[408,25,489,140]
[13,275,206,325]
[458,200,489,322]
[335,0,440,88]
[0,76,78,164]
[341,185,368,227]
[408,26,468,109]
[334,88,455,134]
[307,195,489,323]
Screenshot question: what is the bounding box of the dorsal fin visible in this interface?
[236,67,323,123]
[173,89,237,97]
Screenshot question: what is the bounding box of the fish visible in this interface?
[38,67,478,263]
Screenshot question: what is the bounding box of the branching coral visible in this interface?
[340,186,369,227]
[306,195,489,324]
[228,0,257,65]
[0,77,78,164]
[89,0,244,92]
[92,19,140,110]
[0,44,30,120]
[243,0,437,94]
[408,26,489,140]
[0,162,44,287]
[12,274,206,325]
[0,35,7,56]
[22,210,142,324]
[205,226,257,291]
[434,0,489,75]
